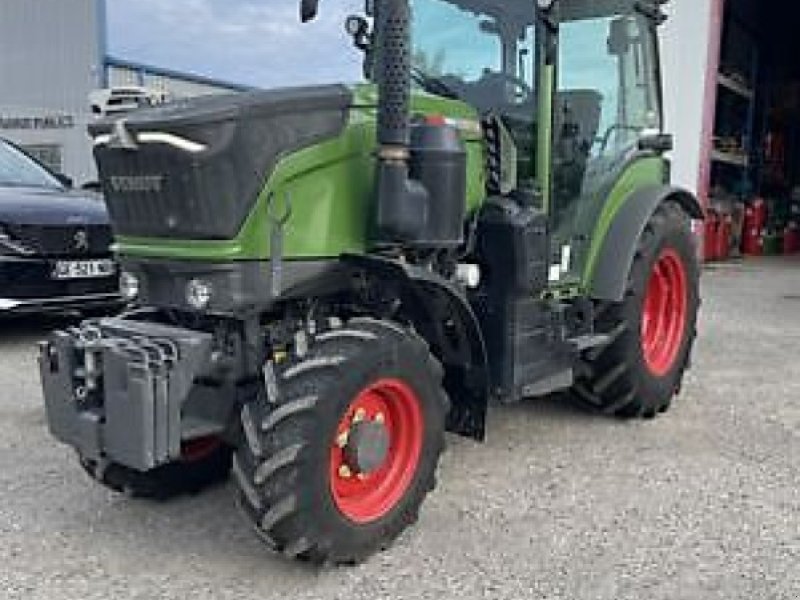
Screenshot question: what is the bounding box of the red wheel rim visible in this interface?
[329,379,424,524]
[181,436,221,463]
[641,248,688,377]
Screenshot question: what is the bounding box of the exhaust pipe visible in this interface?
[373,0,430,246]
[302,0,466,248]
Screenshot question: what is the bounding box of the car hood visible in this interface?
[0,186,109,226]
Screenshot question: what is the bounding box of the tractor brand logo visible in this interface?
[109,175,165,194]
[73,229,89,252]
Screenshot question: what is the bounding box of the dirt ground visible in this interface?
[0,256,798,600]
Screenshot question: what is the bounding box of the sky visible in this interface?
[106,0,365,88]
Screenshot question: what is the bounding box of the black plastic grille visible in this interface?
[91,86,351,241]
[7,224,113,257]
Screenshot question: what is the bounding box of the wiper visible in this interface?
[411,68,458,99]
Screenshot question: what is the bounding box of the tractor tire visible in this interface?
[79,438,233,500]
[233,318,448,565]
[573,201,700,418]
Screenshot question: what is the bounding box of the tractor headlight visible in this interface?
[120,271,140,301]
[186,278,213,310]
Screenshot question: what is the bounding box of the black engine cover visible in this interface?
[90,85,351,240]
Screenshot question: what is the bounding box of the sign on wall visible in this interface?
[0,114,75,130]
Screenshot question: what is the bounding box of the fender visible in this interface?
[588,185,704,302]
[342,254,489,441]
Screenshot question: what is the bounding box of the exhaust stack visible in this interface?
[373,0,431,246]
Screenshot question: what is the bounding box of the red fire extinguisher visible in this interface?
[784,223,800,255]
[704,210,719,261]
[742,199,767,256]
[716,214,732,261]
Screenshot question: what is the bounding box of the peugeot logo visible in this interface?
[73,229,89,253]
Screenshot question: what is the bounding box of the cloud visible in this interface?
[106,0,366,88]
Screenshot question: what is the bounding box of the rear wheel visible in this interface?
[573,201,700,417]
[80,437,233,500]
[233,318,448,564]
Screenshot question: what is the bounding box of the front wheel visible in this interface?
[573,201,700,417]
[233,318,448,564]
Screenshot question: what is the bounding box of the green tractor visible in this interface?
[39,0,701,564]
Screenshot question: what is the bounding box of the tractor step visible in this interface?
[569,333,610,352]
[476,295,580,402]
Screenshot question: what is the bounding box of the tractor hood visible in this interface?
[89,85,352,240]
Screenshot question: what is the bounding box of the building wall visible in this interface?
[660,0,720,205]
[0,0,104,184]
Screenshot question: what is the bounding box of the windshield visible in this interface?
[0,140,62,189]
[558,9,662,158]
[410,0,537,115]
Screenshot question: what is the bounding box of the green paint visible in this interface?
[115,89,485,261]
[581,156,664,287]
[116,113,376,260]
[536,65,554,213]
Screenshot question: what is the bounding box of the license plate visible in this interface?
[52,260,116,280]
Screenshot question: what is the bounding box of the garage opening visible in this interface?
[706,0,800,263]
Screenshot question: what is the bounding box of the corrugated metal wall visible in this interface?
[0,0,102,111]
[0,0,103,183]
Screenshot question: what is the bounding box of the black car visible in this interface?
[0,138,120,315]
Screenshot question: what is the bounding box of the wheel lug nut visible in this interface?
[353,408,367,423]
[357,473,367,481]
[374,412,385,424]
[338,464,352,479]
[336,431,349,448]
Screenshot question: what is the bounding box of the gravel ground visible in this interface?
[0,257,798,600]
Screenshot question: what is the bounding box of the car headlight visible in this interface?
[120,271,140,301]
[0,224,35,256]
[186,278,213,310]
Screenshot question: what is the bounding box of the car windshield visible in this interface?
[0,140,63,189]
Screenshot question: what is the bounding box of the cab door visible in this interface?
[547,0,664,288]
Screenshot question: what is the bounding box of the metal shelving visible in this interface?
[717,73,755,101]
[711,14,760,193]
[711,149,749,168]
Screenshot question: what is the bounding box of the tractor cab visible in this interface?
[401,0,667,284]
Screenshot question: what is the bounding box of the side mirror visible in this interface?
[638,133,673,153]
[608,17,631,55]
[345,14,371,50]
[301,0,320,22]
[56,173,74,189]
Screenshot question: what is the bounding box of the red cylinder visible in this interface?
[704,211,719,261]
[752,198,768,230]
[784,224,800,254]
[742,228,763,256]
[716,216,732,260]
[742,202,765,256]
